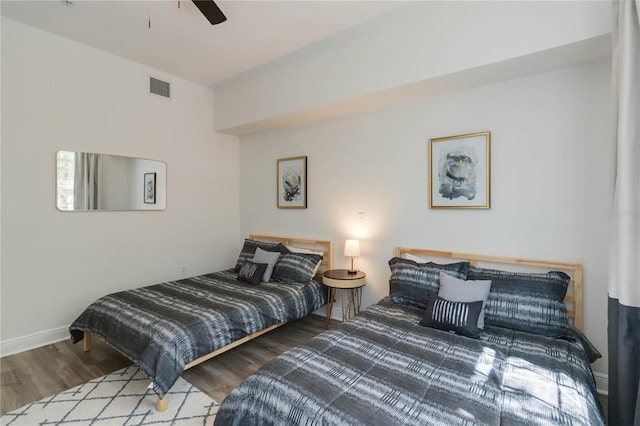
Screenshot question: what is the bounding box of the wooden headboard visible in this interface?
[250,234,333,273]
[396,247,583,330]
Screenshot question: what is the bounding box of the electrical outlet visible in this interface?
[181,265,188,276]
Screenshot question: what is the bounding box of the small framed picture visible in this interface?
[429,131,491,209]
[144,172,156,204]
[277,156,307,209]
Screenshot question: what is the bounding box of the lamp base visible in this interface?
[347,269,358,274]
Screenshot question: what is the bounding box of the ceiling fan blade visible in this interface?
[192,0,227,25]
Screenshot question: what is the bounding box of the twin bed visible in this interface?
[69,235,332,411]
[70,238,604,425]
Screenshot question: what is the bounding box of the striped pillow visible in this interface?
[467,266,570,337]
[272,253,323,284]
[420,294,483,339]
[388,257,470,309]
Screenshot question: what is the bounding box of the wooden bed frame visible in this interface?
[82,234,333,412]
[396,248,583,330]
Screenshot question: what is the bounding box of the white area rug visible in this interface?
[1,366,218,425]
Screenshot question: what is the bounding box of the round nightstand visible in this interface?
[323,269,366,328]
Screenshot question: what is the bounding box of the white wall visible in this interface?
[0,17,240,353]
[239,60,612,378]
[216,1,611,134]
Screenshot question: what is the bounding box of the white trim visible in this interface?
[0,326,69,357]
[594,371,609,395]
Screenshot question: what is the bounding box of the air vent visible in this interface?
[149,77,170,98]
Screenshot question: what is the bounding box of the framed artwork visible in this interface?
[429,131,491,209]
[277,156,307,209]
[144,172,156,204]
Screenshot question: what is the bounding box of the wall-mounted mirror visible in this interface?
[56,151,167,211]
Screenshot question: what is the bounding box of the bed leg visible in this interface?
[157,394,168,412]
[83,331,92,352]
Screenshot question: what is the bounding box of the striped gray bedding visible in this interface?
[69,269,326,398]
[215,299,604,426]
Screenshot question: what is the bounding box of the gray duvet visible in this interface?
[69,269,326,398]
[215,299,604,425]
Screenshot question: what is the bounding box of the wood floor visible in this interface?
[0,314,328,415]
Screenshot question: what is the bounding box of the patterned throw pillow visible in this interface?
[237,261,268,285]
[438,272,492,329]
[286,246,324,275]
[252,248,281,282]
[388,257,470,309]
[272,253,323,284]
[234,239,288,271]
[419,294,483,339]
[467,266,570,337]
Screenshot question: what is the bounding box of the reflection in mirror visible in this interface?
[56,151,167,211]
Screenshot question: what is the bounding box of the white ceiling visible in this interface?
[1,0,405,88]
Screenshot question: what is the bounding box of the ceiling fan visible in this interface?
[192,0,227,25]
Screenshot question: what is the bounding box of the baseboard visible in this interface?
[594,371,609,395]
[1,326,69,357]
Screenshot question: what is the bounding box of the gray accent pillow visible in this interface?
[237,261,268,285]
[467,266,570,337]
[272,252,323,284]
[420,294,483,339]
[388,257,470,309]
[234,239,288,271]
[438,272,492,329]
[252,248,281,282]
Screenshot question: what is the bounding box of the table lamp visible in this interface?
[344,239,361,274]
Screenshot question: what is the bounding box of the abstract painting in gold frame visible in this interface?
[277,156,307,209]
[429,131,491,209]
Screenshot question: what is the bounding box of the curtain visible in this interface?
[608,1,640,425]
[73,153,100,210]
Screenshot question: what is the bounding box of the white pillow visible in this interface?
[438,272,492,329]
[404,252,427,263]
[252,248,281,282]
[287,246,324,256]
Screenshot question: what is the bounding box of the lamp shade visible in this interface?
[344,239,361,257]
